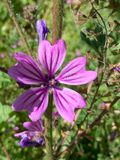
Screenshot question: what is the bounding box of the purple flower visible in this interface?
[0,53,5,59]
[113,66,120,72]
[15,120,44,148]
[36,20,49,42]
[66,0,73,4]
[8,39,97,122]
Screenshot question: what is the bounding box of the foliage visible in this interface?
[0,0,120,159]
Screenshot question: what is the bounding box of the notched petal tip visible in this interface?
[53,87,86,123]
[38,39,66,77]
[56,39,66,47]
[92,71,97,80]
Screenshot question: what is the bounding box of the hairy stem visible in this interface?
[4,0,31,54]
[52,0,64,44]
[44,0,64,159]
[44,95,53,160]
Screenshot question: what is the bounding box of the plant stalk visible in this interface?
[44,95,53,160]
[52,0,64,44]
[4,0,31,54]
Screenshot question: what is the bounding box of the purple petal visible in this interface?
[66,0,73,4]
[15,132,44,147]
[56,57,97,85]
[12,87,48,121]
[28,89,49,122]
[18,135,34,148]
[8,52,45,85]
[53,87,86,122]
[14,131,27,138]
[36,20,49,42]
[38,40,66,77]
[23,120,43,132]
[18,134,44,148]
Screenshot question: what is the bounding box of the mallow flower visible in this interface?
[15,120,44,148]
[8,39,97,122]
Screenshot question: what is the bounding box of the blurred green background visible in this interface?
[0,0,120,159]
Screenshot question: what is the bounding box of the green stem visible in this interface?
[4,0,31,54]
[0,138,11,160]
[44,95,53,160]
[52,0,64,44]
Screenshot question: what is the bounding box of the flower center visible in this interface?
[43,76,58,88]
[48,78,57,87]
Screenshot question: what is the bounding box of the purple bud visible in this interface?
[36,20,49,42]
[14,126,19,131]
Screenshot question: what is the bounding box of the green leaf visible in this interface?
[0,103,12,122]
